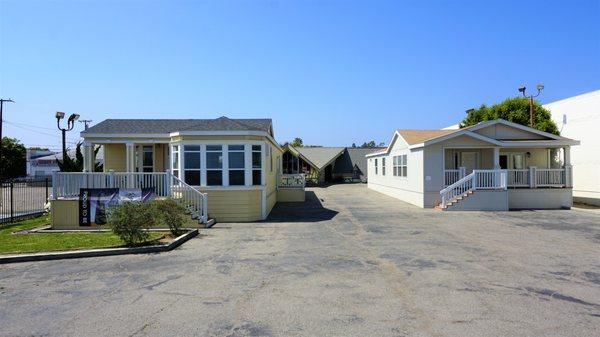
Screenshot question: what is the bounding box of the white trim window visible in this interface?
[183,145,201,185]
[252,145,262,185]
[375,158,378,175]
[228,145,245,186]
[172,145,180,178]
[393,154,407,177]
[382,158,386,176]
[206,145,223,186]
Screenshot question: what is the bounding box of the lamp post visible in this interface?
[518,84,544,128]
[55,112,80,160]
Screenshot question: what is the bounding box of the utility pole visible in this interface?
[79,119,93,130]
[518,84,544,128]
[0,98,15,178]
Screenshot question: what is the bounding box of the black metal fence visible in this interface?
[0,177,51,224]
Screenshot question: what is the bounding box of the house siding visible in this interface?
[367,135,425,208]
[103,144,126,172]
[196,188,263,222]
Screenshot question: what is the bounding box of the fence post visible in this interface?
[529,167,537,188]
[459,167,466,179]
[9,181,14,222]
[472,171,477,190]
[565,165,573,188]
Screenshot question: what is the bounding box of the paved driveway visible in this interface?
[1,184,599,337]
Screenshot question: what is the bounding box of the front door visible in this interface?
[461,152,478,173]
[499,155,508,169]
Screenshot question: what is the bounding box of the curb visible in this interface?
[0,229,199,264]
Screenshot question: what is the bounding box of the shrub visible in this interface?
[107,202,155,246]
[151,199,186,236]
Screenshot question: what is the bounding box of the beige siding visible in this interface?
[103,144,126,172]
[51,199,80,229]
[196,188,262,222]
[266,144,283,214]
[277,189,305,202]
[154,144,166,172]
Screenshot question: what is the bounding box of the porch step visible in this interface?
[436,190,474,210]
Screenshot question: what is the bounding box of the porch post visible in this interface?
[125,142,135,188]
[493,147,500,169]
[563,146,572,187]
[529,166,537,188]
[82,142,93,172]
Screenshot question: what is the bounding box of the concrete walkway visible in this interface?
[1,184,599,336]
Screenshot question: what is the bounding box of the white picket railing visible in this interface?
[444,167,466,187]
[278,173,306,189]
[440,169,507,208]
[52,171,208,223]
[507,169,529,187]
[536,168,566,187]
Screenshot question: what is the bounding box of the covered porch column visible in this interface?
[82,141,94,172]
[125,142,135,187]
[564,146,573,187]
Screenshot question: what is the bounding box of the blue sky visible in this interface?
[1,0,599,150]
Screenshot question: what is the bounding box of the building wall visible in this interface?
[196,188,263,222]
[508,189,572,209]
[445,190,508,211]
[277,189,305,202]
[266,144,283,215]
[103,144,126,172]
[367,136,425,207]
[546,91,600,205]
[51,199,80,229]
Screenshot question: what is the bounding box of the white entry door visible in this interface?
[461,152,479,173]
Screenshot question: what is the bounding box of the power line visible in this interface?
[3,120,81,141]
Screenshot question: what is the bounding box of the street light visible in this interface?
[56,112,80,160]
[518,84,544,127]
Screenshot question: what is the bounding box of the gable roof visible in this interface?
[294,146,346,170]
[367,119,579,157]
[82,117,273,135]
[396,129,458,145]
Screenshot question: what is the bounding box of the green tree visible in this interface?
[57,142,103,172]
[460,96,560,135]
[290,137,303,147]
[360,141,377,148]
[0,137,26,179]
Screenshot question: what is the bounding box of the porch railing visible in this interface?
[52,171,208,223]
[444,167,571,189]
[277,174,306,189]
[440,170,507,208]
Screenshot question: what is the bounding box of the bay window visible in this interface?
[228,145,245,185]
[206,145,223,186]
[172,142,264,187]
[184,145,201,185]
[252,145,262,185]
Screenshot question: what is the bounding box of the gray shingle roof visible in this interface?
[294,147,346,170]
[82,117,273,135]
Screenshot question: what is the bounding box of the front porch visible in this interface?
[443,146,573,189]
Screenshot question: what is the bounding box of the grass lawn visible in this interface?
[0,216,164,255]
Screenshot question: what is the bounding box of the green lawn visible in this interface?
[0,216,164,255]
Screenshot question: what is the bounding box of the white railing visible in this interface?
[473,169,507,190]
[278,173,306,189]
[535,168,566,187]
[52,171,208,223]
[440,169,507,208]
[170,174,209,223]
[444,167,466,187]
[507,169,529,187]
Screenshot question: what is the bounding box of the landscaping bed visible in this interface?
[0,215,167,255]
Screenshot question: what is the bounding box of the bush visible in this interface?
[151,199,186,236]
[107,202,155,246]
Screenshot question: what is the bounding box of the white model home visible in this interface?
[545,90,600,206]
[366,119,580,210]
[50,117,306,228]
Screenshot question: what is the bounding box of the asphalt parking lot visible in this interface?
[1,184,599,337]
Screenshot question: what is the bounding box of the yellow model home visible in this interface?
[51,117,305,226]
